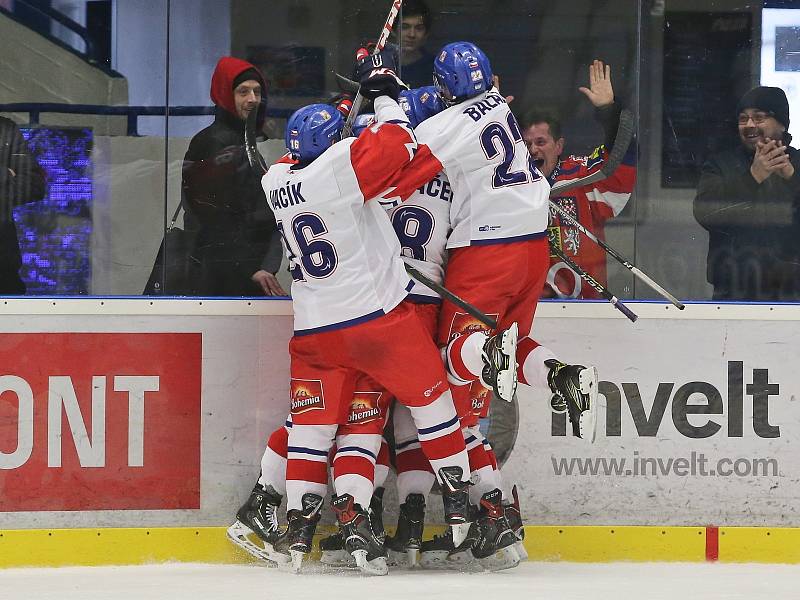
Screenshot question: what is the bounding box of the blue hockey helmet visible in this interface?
[399,86,445,127]
[285,103,345,162]
[433,42,493,105]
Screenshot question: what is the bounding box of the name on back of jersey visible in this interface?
[417,174,452,203]
[462,91,506,123]
[269,182,306,210]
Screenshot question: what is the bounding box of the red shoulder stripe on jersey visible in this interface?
[382,144,444,203]
[350,122,417,201]
[276,152,298,165]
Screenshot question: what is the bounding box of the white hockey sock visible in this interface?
[446,331,488,381]
[469,464,500,503]
[520,343,558,389]
[397,469,436,502]
[257,446,287,496]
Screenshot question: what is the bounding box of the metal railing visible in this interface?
[0,103,296,136]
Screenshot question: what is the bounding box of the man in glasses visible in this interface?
[694,86,800,301]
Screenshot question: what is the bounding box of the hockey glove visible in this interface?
[329,93,354,118]
[355,48,407,101]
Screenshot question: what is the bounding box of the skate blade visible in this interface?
[451,522,472,547]
[578,366,599,442]
[478,545,521,571]
[496,323,519,402]
[514,540,529,562]
[407,547,419,567]
[320,549,355,568]
[387,547,420,568]
[276,549,305,574]
[225,521,276,566]
[353,550,389,576]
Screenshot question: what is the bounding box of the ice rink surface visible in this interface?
[2,562,799,600]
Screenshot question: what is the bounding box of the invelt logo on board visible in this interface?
[290,379,325,414]
[551,361,781,439]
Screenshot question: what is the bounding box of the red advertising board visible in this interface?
[0,333,201,511]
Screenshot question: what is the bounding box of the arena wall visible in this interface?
[1,300,799,566]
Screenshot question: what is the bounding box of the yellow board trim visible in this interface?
[520,526,706,563]
[718,527,800,564]
[2,525,799,568]
[0,527,253,568]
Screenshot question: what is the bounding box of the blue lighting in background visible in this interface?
[19,127,93,295]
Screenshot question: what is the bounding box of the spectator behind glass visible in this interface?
[181,56,286,296]
[522,61,637,299]
[694,86,800,301]
[399,0,435,89]
[0,117,46,295]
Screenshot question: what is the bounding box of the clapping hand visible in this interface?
[751,139,794,183]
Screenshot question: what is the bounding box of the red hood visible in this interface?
[210,56,267,117]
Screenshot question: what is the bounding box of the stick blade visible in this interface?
[244,107,268,176]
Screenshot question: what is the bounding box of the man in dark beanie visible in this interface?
[694,86,800,300]
[179,56,286,296]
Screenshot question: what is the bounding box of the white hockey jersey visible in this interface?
[414,88,551,248]
[262,97,420,334]
[384,170,452,302]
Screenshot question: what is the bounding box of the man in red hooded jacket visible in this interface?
[181,56,286,296]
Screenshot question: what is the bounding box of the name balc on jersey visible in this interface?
[415,88,551,248]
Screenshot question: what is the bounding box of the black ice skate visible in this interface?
[503,485,528,561]
[369,487,386,545]
[471,488,520,571]
[479,322,519,402]
[418,518,480,570]
[331,493,388,576]
[546,359,598,441]
[319,531,354,567]
[437,466,473,547]
[320,488,384,568]
[385,493,426,567]
[268,492,323,573]
[226,483,282,565]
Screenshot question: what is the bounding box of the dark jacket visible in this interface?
[694,143,800,301]
[181,57,280,296]
[0,117,46,294]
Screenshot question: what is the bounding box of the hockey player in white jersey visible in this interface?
[397,42,599,444]
[259,50,477,574]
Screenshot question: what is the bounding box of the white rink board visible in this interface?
[504,303,800,526]
[0,300,799,528]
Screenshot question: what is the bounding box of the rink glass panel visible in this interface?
[1,1,795,300]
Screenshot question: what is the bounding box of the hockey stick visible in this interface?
[548,201,685,309]
[244,107,268,176]
[341,0,404,138]
[549,243,638,323]
[548,108,635,196]
[546,109,684,309]
[403,262,498,330]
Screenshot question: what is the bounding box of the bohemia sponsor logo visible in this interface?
[551,361,781,439]
[290,379,325,414]
[470,382,491,413]
[348,391,382,425]
[0,333,201,511]
[446,311,499,342]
